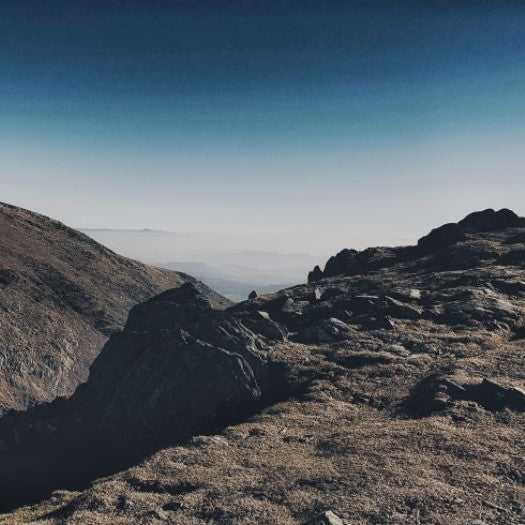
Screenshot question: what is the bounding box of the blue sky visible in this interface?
[1,1,525,253]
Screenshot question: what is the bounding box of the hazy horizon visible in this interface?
[2,1,525,256]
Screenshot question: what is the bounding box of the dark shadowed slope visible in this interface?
[0,202,199,414]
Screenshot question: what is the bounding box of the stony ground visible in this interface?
[3,211,525,524]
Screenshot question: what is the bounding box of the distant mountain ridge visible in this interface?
[0,202,189,414]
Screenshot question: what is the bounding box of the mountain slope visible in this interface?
[2,208,525,523]
[0,202,193,413]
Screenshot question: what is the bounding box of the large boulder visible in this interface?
[417,222,466,253]
[0,283,290,507]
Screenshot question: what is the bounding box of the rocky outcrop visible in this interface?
[458,208,525,232]
[417,222,466,253]
[404,374,525,417]
[0,202,189,414]
[308,208,525,282]
[0,282,290,509]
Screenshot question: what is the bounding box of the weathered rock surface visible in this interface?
[0,282,289,509]
[0,202,190,414]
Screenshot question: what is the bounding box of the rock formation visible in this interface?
[0,202,190,414]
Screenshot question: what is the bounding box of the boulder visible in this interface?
[359,315,396,331]
[384,296,422,320]
[299,317,352,343]
[248,290,258,299]
[417,223,466,253]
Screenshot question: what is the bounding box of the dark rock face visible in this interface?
[417,222,466,253]
[0,282,290,509]
[248,290,258,299]
[307,208,525,282]
[323,249,359,278]
[458,208,525,232]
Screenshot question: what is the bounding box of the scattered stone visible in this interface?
[312,287,322,301]
[360,315,396,331]
[306,510,344,525]
[300,317,352,343]
[385,296,422,320]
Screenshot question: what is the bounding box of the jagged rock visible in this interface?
[442,289,519,326]
[299,317,352,343]
[0,283,290,506]
[458,208,525,232]
[417,223,466,253]
[308,265,324,283]
[323,249,359,278]
[248,290,258,299]
[384,296,422,320]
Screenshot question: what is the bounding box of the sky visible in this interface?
[1,1,525,255]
